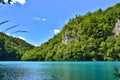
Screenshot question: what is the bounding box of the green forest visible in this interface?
[0,32,34,60]
[21,3,120,61]
[1,3,120,61]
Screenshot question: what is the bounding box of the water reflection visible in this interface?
[0,62,119,80]
[0,66,24,80]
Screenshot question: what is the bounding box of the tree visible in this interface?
[22,3,120,61]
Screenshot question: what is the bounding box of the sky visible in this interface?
[0,0,120,46]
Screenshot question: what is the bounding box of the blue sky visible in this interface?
[0,0,120,46]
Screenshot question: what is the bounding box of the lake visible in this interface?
[0,62,119,80]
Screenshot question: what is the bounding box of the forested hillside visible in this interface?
[22,3,120,61]
[0,32,34,61]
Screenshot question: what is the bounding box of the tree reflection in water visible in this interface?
[0,65,26,80]
[113,67,120,80]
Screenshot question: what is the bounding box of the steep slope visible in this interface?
[22,3,120,61]
[0,32,34,61]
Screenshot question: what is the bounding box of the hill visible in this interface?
[0,32,34,61]
[22,3,120,61]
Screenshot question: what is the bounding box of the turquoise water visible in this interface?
[0,62,119,80]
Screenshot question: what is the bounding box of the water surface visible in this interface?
[0,61,119,80]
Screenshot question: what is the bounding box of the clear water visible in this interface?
[0,61,119,80]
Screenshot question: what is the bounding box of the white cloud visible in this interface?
[34,17,41,21]
[11,0,26,5]
[33,17,47,22]
[6,33,10,36]
[17,36,26,40]
[53,29,60,34]
[5,32,26,41]
[42,18,47,21]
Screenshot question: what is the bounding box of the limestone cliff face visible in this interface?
[114,20,120,36]
[62,36,70,44]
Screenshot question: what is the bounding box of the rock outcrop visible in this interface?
[114,19,120,36]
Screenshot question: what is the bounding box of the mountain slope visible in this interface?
[22,3,120,61]
[0,32,34,61]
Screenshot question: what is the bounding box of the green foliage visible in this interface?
[22,3,120,61]
[0,32,34,61]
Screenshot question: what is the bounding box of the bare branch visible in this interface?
[0,0,12,4]
[0,20,10,25]
[3,24,19,33]
[11,30,28,34]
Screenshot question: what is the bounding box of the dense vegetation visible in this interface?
[0,32,34,61]
[21,3,120,61]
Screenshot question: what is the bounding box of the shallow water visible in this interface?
[0,61,119,80]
